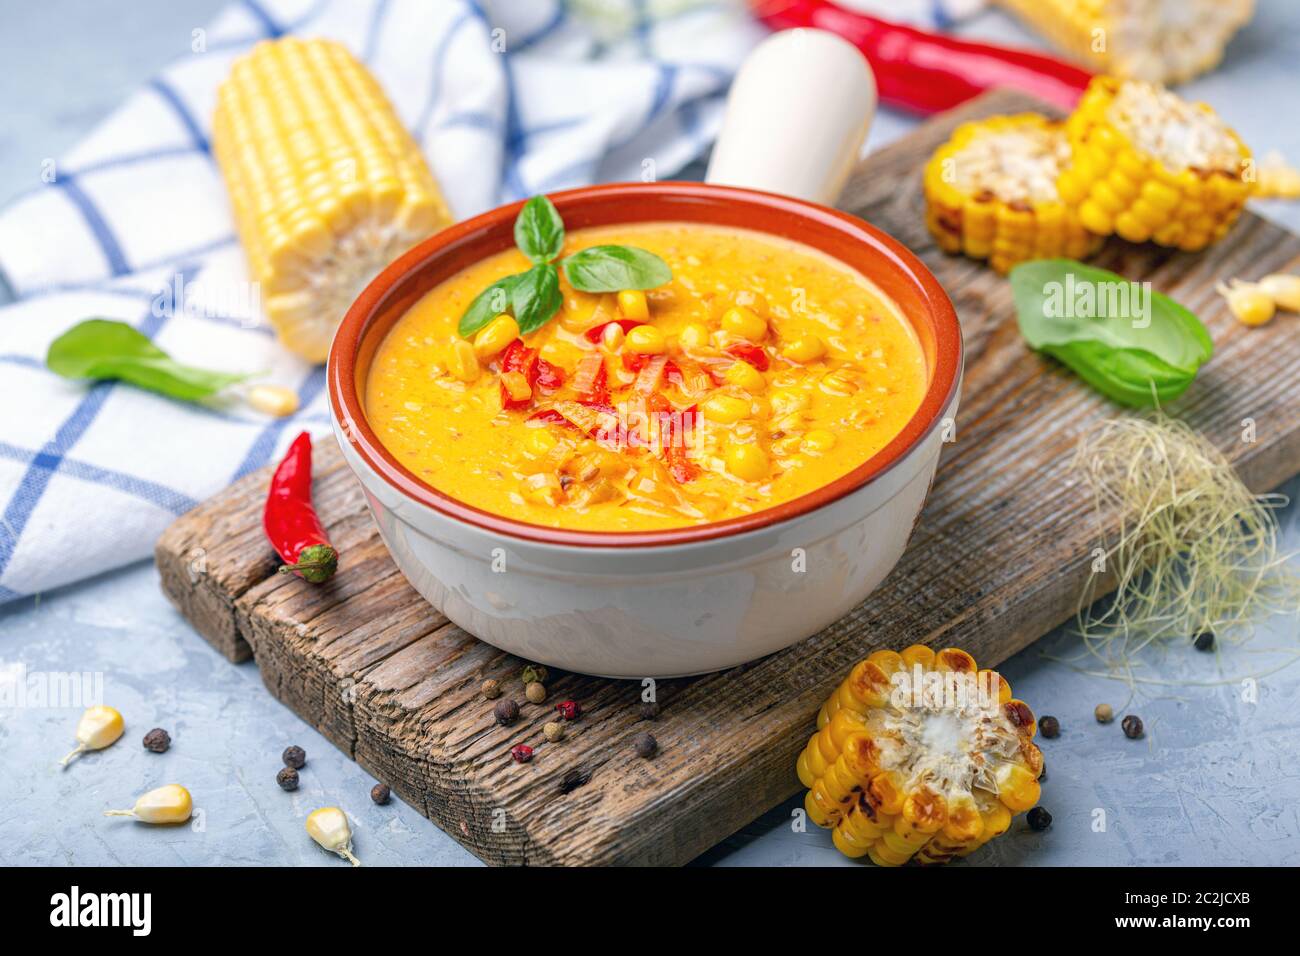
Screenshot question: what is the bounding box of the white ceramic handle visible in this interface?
[705,28,877,205]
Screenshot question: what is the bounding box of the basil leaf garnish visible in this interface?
[1011,259,1213,407]
[561,245,672,293]
[514,195,565,264]
[46,318,248,401]
[511,263,563,334]
[457,196,673,340]
[457,274,519,338]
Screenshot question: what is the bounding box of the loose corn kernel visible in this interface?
[625,325,666,354]
[724,360,766,393]
[246,384,299,417]
[721,306,768,341]
[678,322,710,349]
[104,784,193,824]
[60,705,124,767]
[733,290,770,317]
[801,430,837,454]
[1217,280,1275,326]
[770,389,810,415]
[306,806,361,866]
[447,340,481,381]
[782,335,827,363]
[523,427,559,458]
[725,442,769,481]
[617,289,650,321]
[473,314,520,358]
[702,395,751,424]
[1259,273,1300,312]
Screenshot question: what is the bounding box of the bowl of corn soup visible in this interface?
[329,182,961,676]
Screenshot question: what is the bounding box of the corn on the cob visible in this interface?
[213,38,452,363]
[995,0,1254,86]
[1057,77,1252,252]
[798,645,1043,865]
[923,114,1103,274]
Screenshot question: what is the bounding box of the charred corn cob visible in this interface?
[213,38,452,363]
[996,0,1254,86]
[924,114,1103,274]
[798,645,1042,865]
[1057,77,1251,252]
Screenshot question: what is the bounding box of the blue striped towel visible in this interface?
[0,0,762,605]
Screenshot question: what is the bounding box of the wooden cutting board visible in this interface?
[155,90,1300,866]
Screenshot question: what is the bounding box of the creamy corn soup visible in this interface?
[365,223,928,532]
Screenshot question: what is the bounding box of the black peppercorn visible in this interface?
[1039,715,1060,739]
[276,767,300,791]
[1122,714,1144,739]
[1026,806,1052,831]
[282,745,307,769]
[633,732,658,759]
[638,700,660,720]
[371,783,391,805]
[142,728,171,753]
[494,698,520,726]
[1038,762,1047,783]
[1194,630,1215,652]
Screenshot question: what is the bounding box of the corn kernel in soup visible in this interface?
[364,223,928,532]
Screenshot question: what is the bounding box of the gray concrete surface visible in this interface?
[2,0,1299,867]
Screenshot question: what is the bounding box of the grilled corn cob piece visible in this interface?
[1057,77,1251,252]
[996,0,1254,86]
[213,37,452,362]
[924,114,1103,274]
[798,645,1043,865]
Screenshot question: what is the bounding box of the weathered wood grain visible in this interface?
[155,90,1300,866]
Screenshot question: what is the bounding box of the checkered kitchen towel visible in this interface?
[0,0,763,604]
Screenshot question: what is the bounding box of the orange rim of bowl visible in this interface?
[328,182,962,548]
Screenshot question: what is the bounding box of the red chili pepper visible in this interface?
[583,319,644,343]
[749,0,1091,115]
[725,342,770,372]
[263,431,337,583]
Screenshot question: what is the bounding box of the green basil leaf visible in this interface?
[561,245,671,293]
[46,319,248,401]
[514,195,565,264]
[1011,259,1213,375]
[1045,341,1196,408]
[511,263,562,334]
[457,274,520,338]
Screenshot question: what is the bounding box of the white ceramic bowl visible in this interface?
[328,180,962,677]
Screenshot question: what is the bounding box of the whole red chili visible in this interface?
[264,432,338,583]
[555,699,581,721]
[511,744,534,764]
[749,0,1092,115]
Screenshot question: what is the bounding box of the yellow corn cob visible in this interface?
[798,644,1044,865]
[995,0,1254,85]
[213,37,453,362]
[1057,77,1251,252]
[923,114,1103,274]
